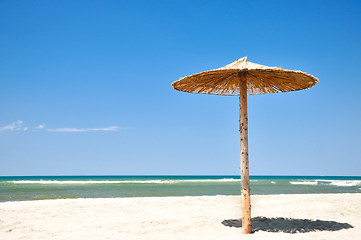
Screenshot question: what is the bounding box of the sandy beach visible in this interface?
[0,193,360,240]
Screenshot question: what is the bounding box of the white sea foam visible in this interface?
[164,179,241,183]
[271,181,276,184]
[317,180,361,187]
[289,181,318,185]
[290,180,361,187]
[10,180,163,184]
[9,179,241,185]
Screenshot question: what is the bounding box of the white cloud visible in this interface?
[47,126,119,132]
[0,121,122,133]
[0,120,24,131]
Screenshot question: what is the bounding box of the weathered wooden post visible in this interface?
[239,77,251,234]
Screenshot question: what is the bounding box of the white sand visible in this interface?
[1,193,361,240]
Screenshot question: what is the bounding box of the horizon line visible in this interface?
[1,174,361,178]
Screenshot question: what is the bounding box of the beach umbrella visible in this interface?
[171,57,318,234]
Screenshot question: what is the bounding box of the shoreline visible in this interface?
[1,193,361,239]
[1,191,360,203]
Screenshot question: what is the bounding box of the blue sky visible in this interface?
[1,0,360,176]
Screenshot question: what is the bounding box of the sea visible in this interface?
[1,175,361,202]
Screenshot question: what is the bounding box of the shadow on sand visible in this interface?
[222,217,353,234]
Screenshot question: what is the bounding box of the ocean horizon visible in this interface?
[1,175,361,202]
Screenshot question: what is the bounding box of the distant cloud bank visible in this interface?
[0,121,121,133]
[47,126,119,132]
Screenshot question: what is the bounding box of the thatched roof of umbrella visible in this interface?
[172,57,318,95]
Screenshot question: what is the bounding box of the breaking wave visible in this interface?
[290,180,361,187]
[290,181,319,185]
[8,179,241,185]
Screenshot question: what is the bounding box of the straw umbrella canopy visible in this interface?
[172,57,318,234]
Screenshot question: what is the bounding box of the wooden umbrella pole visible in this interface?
[239,78,252,234]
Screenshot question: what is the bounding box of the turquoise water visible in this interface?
[0,175,361,202]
